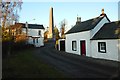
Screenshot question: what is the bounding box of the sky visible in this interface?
[19,1,119,31]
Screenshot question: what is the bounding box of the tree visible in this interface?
[44,30,49,42]
[1,0,23,41]
[60,19,67,39]
[54,25,60,40]
[1,0,23,28]
[54,25,60,50]
[1,0,23,56]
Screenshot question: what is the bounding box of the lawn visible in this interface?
[2,47,65,79]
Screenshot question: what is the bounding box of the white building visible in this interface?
[91,21,120,61]
[65,10,120,61]
[22,22,45,47]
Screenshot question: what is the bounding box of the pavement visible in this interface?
[32,40,120,78]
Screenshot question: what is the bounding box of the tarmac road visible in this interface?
[33,41,120,78]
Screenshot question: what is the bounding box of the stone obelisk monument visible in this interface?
[48,7,54,38]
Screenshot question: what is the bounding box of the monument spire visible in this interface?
[48,7,54,38]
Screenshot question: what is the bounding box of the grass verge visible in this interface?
[2,48,65,79]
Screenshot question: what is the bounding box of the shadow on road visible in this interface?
[33,40,120,78]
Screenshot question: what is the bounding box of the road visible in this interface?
[33,41,119,78]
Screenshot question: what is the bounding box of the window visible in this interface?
[36,38,38,43]
[33,38,35,44]
[98,42,106,53]
[38,30,41,36]
[72,41,77,51]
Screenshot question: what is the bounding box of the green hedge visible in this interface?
[2,40,27,58]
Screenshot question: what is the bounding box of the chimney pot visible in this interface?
[76,16,81,24]
[77,17,81,22]
[102,8,104,14]
[100,8,106,17]
[26,21,28,28]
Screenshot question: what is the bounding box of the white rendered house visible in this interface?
[65,13,110,56]
[65,10,120,61]
[22,22,45,47]
[65,9,120,61]
[91,21,120,61]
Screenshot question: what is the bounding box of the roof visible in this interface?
[66,14,110,34]
[28,24,44,29]
[91,21,120,40]
[16,23,45,29]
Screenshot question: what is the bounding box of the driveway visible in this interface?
[33,41,120,78]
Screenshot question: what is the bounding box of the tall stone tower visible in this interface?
[48,7,54,38]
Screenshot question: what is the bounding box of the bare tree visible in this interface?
[1,0,23,28]
[1,0,23,56]
[60,19,67,39]
[1,0,23,41]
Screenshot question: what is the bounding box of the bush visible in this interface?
[12,41,24,50]
[2,29,28,56]
[2,40,14,58]
[2,39,28,58]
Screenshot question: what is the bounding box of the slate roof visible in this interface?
[66,14,110,34]
[18,23,45,29]
[29,24,44,29]
[91,21,120,40]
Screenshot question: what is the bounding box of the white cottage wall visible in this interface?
[41,30,45,38]
[28,37,44,47]
[22,28,44,47]
[91,16,109,38]
[91,40,119,61]
[35,38,44,47]
[28,37,33,44]
[28,29,44,37]
[39,38,44,46]
[118,39,120,61]
[66,31,91,56]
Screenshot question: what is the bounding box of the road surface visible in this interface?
[33,41,119,78]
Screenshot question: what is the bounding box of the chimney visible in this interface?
[102,8,104,14]
[26,21,28,36]
[77,17,81,22]
[26,21,28,28]
[76,16,81,24]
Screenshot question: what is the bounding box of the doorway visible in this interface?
[60,40,65,51]
[80,40,86,56]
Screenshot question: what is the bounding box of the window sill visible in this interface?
[72,50,77,51]
[98,51,106,53]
